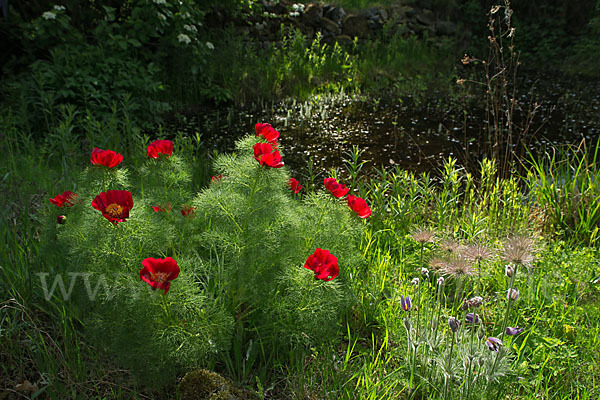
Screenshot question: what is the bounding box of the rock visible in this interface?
[343,14,370,38]
[360,7,387,29]
[319,17,340,35]
[416,10,434,26]
[388,5,413,23]
[334,34,354,46]
[298,23,315,38]
[302,3,323,27]
[436,20,457,36]
[405,7,417,19]
[408,20,434,35]
[324,6,347,26]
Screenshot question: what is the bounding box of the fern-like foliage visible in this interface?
[43,134,366,387]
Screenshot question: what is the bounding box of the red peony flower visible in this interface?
[147,139,174,159]
[140,257,180,295]
[211,174,225,182]
[181,204,197,218]
[49,191,78,207]
[287,178,302,193]
[324,178,349,198]
[91,148,123,168]
[152,203,172,213]
[304,248,339,281]
[347,195,372,218]
[91,190,134,224]
[253,143,284,168]
[255,122,280,144]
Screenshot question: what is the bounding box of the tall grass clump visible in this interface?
[527,139,600,245]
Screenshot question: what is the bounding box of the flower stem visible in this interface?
[306,195,332,250]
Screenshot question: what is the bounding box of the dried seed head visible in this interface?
[439,256,475,278]
[410,228,436,244]
[440,238,461,254]
[429,257,448,271]
[503,234,537,266]
[462,242,494,262]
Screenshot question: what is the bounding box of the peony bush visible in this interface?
[42,124,371,387]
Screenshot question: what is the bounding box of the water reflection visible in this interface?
[165,73,600,176]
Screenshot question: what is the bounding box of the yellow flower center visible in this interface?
[152,272,169,284]
[106,203,124,218]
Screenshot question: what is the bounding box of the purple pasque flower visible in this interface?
[465,312,480,324]
[507,288,520,301]
[400,294,412,312]
[486,337,503,351]
[448,317,460,333]
[505,326,523,336]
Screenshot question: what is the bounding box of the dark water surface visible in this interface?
[166,72,600,176]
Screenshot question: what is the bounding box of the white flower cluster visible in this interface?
[153,0,167,5]
[177,33,191,44]
[53,5,66,11]
[42,11,56,20]
[292,3,305,12]
[183,24,197,33]
[205,42,214,50]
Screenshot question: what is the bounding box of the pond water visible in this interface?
[166,72,600,177]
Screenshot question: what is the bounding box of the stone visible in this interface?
[436,20,457,36]
[360,7,387,29]
[417,9,435,25]
[334,34,354,46]
[408,20,434,35]
[324,6,347,25]
[388,5,413,23]
[342,14,370,38]
[302,3,323,27]
[319,17,340,35]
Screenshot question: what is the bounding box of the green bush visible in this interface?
[44,130,364,387]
